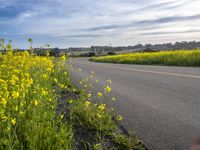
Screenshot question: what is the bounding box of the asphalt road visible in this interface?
[70,57,200,150]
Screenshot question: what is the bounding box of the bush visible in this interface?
[107,51,116,55]
[88,52,96,57]
[79,53,88,57]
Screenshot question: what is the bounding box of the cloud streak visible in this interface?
[86,14,200,31]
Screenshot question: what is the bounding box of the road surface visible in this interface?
[70,57,200,150]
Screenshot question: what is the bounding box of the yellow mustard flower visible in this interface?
[0,98,7,106]
[104,86,111,93]
[11,118,16,125]
[34,100,38,106]
[117,115,123,121]
[85,101,91,108]
[14,105,18,111]
[87,93,91,98]
[97,113,102,118]
[60,114,64,119]
[1,115,8,122]
[60,55,66,61]
[54,78,58,83]
[97,92,103,98]
[98,104,106,111]
[42,74,48,80]
[112,97,116,101]
[29,78,33,85]
[19,111,25,115]
[12,91,20,99]
[68,99,73,104]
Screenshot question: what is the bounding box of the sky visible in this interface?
[0,0,200,48]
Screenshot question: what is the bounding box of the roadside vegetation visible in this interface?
[91,49,200,66]
[0,41,145,149]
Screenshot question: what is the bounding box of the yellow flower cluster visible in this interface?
[92,49,200,66]
[85,101,91,108]
[104,85,112,93]
[98,104,106,111]
[0,51,54,128]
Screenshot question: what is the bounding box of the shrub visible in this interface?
[107,51,116,55]
[88,52,96,57]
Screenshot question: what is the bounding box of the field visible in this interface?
[91,50,200,66]
[0,44,144,149]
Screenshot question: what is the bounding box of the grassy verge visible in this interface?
[0,44,145,149]
[90,50,200,66]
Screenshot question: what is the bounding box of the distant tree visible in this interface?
[107,51,116,55]
[88,52,96,57]
[28,38,33,55]
[28,38,33,47]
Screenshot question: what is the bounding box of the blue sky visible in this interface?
[0,0,200,48]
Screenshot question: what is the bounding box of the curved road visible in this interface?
[70,57,200,150]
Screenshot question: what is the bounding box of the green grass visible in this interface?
[91,50,200,66]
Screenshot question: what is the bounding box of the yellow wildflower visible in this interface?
[19,111,25,115]
[60,114,64,119]
[68,99,73,103]
[20,102,24,107]
[0,79,6,84]
[0,98,7,106]
[34,100,38,106]
[85,101,91,108]
[42,74,48,79]
[97,113,102,118]
[54,78,58,83]
[60,84,65,88]
[41,90,48,96]
[98,104,106,111]
[29,78,33,85]
[112,97,116,101]
[11,118,16,125]
[1,115,8,122]
[14,105,18,111]
[104,86,111,93]
[60,55,66,61]
[97,92,103,98]
[117,115,123,121]
[12,91,19,99]
[88,93,91,98]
